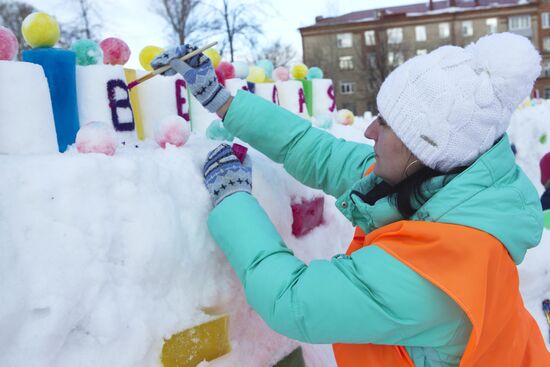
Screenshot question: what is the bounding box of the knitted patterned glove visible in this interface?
[151,44,230,114]
[203,144,252,206]
[150,44,195,76]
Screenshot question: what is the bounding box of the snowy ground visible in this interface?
[0,104,548,367]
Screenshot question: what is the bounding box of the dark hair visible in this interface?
[390,166,462,218]
[354,165,467,219]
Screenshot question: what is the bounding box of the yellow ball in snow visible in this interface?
[291,63,308,80]
[337,109,355,126]
[247,66,266,83]
[139,45,165,71]
[21,12,60,48]
[203,48,221,68]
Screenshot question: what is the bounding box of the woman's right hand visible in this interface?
[151,44,231,115]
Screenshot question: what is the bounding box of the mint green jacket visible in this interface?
[207,91,543,366]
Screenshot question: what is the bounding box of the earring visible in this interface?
[404,159,419,177]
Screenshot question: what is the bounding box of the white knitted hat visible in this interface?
[376,32,541,172]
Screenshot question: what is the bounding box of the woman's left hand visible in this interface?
[203,144,252,206]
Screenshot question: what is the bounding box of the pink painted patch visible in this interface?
[155,115,191,149]
[76,121,118,156]
[291,197,324,237]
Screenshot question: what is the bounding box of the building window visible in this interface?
[416,26,427,42]
[367,53,377,68]
[508,15,530,30]
[544,88,550,99]
[337,33,353,48]
[543,13,550,29]
[544,36,550,53]
[439,22,450,38]
[365,30,376,46]
[543,61,550,77]
[339,56,354,70]
[417,49,428,55]
[486,18,498,34]
[462,21,473,37]
[387,28,403,44]
[388,51,404,66]
[340,81,355,95]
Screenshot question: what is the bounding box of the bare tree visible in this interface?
[154,0,202,44]
[58,0,102,47]
[200,0,264,62]
[256,39,297,68]
[74,0,100,39]
[0,0,36,59]
[362,27,410,111]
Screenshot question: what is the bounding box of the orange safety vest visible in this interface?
[333,166,550,366]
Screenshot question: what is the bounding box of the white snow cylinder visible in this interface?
[136,72,190,139]
[225,78,248,96]
[254,82,278,104]
[312,79,336,117]
[276,80,308,117]
[0,61,58,154]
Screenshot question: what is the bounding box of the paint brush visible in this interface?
[128,41,218,90]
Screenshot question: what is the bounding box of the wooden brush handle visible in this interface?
[128,41,218,89]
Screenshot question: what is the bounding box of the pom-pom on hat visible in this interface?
[540,152,550,187]
[377,32,541,172]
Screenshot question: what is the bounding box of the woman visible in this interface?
[152,32,550,366]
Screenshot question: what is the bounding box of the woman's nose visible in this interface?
[364,120,378,141]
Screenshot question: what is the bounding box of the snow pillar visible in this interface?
[0,61,58,154]
[22,48,80,152]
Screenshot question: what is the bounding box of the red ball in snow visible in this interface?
[217,61,235,79]
[99,37,131,65]
[215,68,226,86]
[0,26,19,61]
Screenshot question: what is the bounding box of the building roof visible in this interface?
[302,0,530,29]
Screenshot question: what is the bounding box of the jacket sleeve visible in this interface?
[208,192,470,346]
[223,91,375,198]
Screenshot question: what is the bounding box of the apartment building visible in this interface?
[300,0,550,116]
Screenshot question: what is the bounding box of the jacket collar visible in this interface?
[336,134,543,264]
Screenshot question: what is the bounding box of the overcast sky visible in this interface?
[21,0,420,68]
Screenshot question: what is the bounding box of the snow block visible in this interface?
[76,65,135,145]
[312,79,336,117]
[23,48,80,152]
[255,82,279,104]
[291,197,324,237]
[0,61,58,154]
[225,78,249,96]
[277,80,308,118]
[161,314,231,367]
[135,72,189,139]
[273,347,305,367]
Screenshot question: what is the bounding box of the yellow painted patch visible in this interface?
[124,69,145,140]
[161,314,231,367]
